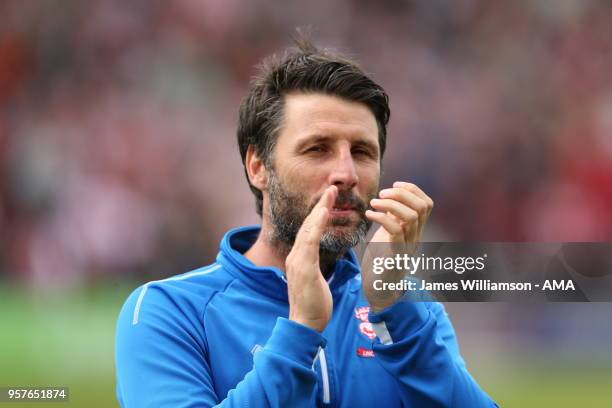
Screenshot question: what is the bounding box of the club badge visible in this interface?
[354,306,370,322]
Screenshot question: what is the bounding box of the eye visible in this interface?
[305,145,326,153]
[352,147,373,158]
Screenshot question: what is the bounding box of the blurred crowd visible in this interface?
[1,0,611,287]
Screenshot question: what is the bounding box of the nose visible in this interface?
[328,146,359,189]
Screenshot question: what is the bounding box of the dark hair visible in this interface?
[237,36,390,216]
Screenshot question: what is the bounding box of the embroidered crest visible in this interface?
[359,322,376,340]
[354,306,370,322]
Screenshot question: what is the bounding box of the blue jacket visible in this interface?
[115,226,498,407]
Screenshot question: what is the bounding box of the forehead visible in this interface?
[278,92,379,146]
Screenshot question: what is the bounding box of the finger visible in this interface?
[391,182,434,215]
[365,209,407,242]
[378,187,429,218]
[388,183,433,236]
[370,198,419,227]
[293,186,337,256]
[316,185,337,212]
[392,181,430,202]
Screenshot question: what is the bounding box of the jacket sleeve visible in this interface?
[368,301,499,407]
[115,284,324,408]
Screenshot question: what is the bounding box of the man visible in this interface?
[115,38,498,407]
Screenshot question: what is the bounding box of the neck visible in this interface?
[244,220,343,279]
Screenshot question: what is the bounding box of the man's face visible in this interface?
[265,92,381,254]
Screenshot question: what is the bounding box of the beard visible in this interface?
[266,168,374,255]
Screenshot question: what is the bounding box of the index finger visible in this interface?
[392,182,434,209]
[292,185,338,255]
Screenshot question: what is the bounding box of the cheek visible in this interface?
[285,157,321,177]
[358,165,380,197]
[284,161,328,189]
[278,165,324,204]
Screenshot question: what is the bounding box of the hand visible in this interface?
[363,182,433,312]
[366,182,433,244]
[286,185,338,332]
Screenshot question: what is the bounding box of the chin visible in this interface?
[326,223,360,239]
[329,211,359,225]
[328,218,356,229]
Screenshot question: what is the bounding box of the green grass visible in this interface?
[1,283,611,407]
[0,282,135,408]
[474,360,612,407]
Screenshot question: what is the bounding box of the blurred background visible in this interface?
[1,0,611,406]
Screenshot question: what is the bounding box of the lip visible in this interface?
[329,208,357,216]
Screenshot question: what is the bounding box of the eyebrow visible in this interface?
[294,135,379,155]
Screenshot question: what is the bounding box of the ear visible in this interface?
[245,145,268,191]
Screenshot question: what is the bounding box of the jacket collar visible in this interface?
[216,225,360,302]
